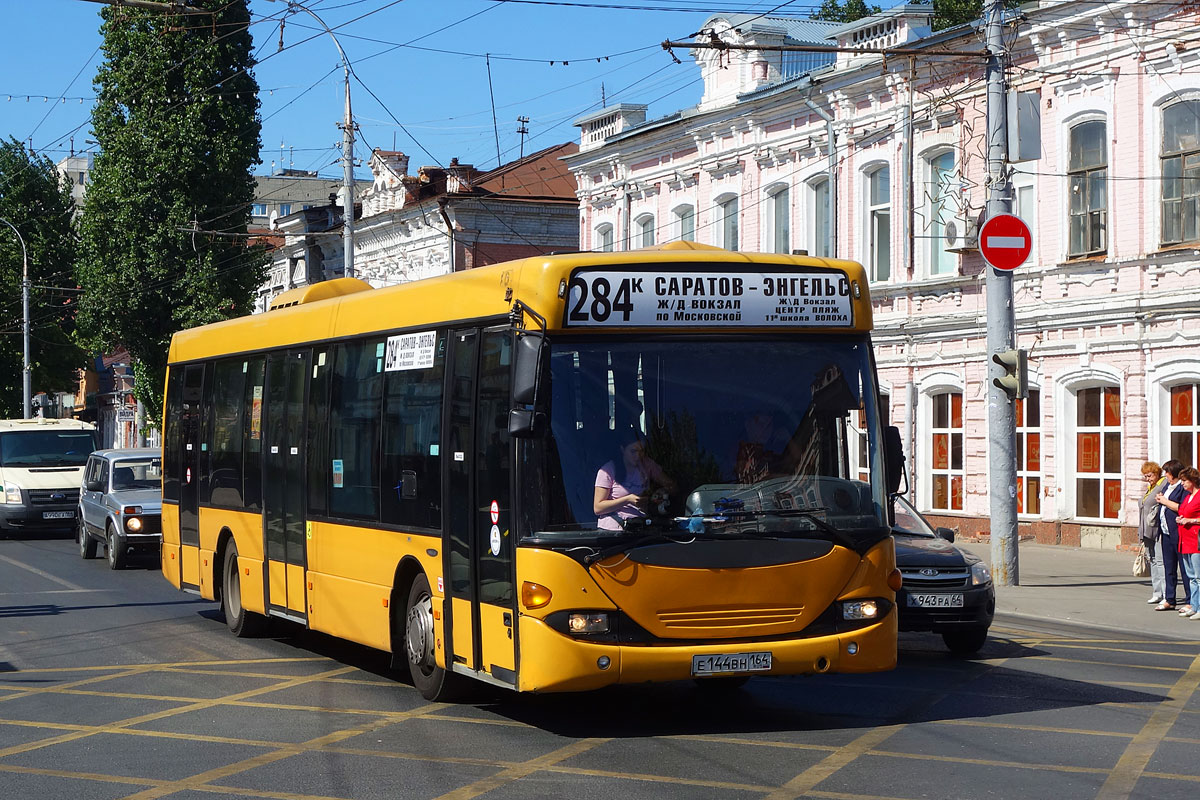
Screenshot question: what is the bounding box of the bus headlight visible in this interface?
[1,481,22,505]
[567,612,609,634]
[971,562,992,586]
[125,516,143,533]
[841,600,879,620]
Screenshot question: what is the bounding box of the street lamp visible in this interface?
[0,218,31,419]
[268,0,357,279]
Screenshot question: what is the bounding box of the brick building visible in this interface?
[256,142,580,310]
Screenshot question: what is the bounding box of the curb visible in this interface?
[992,609,1200,642]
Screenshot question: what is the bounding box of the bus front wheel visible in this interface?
[404,574,461,701]
[222,540,266,638]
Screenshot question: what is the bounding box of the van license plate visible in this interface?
[42,511,73,520]
[691,651,772,676]
[908,593,964,608]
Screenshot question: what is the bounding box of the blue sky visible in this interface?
[0,0,791,179]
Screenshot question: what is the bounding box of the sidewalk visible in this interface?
[961,541,1200,641]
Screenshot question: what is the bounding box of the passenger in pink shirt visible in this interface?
[594,428,673,531]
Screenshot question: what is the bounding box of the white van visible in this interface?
[0,418,99,534]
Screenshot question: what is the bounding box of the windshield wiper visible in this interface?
[583,529,699,565]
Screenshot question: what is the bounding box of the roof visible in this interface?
[92,448,161,459]
[471,141,580,199]
[0,418,96,431]
[706,13,840,44]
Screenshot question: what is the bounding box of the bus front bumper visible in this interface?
[517,613,897,693]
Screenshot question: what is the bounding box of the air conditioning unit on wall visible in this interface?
[943,214,978,253]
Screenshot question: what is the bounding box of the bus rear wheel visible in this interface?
[222,540,266,638]
[404,574,461,701]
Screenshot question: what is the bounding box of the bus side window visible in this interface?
[308,349,331,517]
[208,358,245,508]
[242,357,265,511]
[329,339,383,520]
[381,331,444,529]
[163,368,183,502]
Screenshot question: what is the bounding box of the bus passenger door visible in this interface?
[263,350,309,621]
[445,328,517,688]
[178,363,204,591]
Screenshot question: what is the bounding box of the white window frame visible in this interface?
[864,163,891,282]
[1066,117,1108,258]
[673,204,696,242]
[1016,388,1043,518]
[634,214,655,249]
[916,371,965,514]
[1055,366,1124,523]
[764,182,791,254]
[924,149,956,278]
[1012,170,1038,266]
[714,193,739,250]
[595,223,614,252]
[807,175,831,258]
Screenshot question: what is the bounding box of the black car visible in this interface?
[893,495,995,654]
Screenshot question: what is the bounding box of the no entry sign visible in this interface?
[978,214,1032,271]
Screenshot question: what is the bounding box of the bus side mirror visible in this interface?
[884,425,905,496]
[510,331,548,438]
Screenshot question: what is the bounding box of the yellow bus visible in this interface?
[160,242,904,699]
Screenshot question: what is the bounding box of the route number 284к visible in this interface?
[568,276,636,324]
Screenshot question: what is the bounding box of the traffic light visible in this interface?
[992,349,1028,399]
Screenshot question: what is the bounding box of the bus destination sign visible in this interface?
[565,268,853,327]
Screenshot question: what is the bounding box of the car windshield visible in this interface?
[520,336,888,545]
[893,495,936,538]
[0,431,96,467]
[111,457,162,491]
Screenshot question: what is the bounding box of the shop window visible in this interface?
[930,391,963,511]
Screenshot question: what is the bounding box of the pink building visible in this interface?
[564,1,1200,548]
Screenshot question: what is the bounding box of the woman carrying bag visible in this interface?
[1139,461,1168,604]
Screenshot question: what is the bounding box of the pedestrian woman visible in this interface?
[1173,467,1200,619]
[1154,460,1187,610]
[1140,461,1168,605]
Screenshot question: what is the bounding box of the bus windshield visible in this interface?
[521,336,887,545]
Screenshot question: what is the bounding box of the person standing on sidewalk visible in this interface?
[1154,459,1187,611]
[1140,461,1169,605]
[1173,467,1200,620]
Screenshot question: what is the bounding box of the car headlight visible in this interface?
[971,562,992,586]
[1,481,22,505]
[842,600,880,620]
[125,516,143,533]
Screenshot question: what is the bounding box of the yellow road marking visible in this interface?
[763,724,906,800]
[117,702,445,800]
[1095,652,1200,800]
[430,738,611,800]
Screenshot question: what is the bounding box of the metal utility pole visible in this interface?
[516,116,530,159]
[984,0,1019,586]
[271,0,356,278]
[0,219,31,419]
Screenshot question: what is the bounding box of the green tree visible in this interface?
[0,139,85,419]
[932,0,1022,32]
[76,0,263,425]
[812,0,882,24]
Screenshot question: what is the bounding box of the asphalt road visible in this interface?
[2,534,1199,800]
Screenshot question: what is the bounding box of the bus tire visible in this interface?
[404,573,461,701]
[222,540,266,638]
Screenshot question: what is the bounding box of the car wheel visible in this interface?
[943,627,989,655]
[403,573,462,701]
[77,517,97,559]
[222,539,266,637]
[106,524,126,570]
